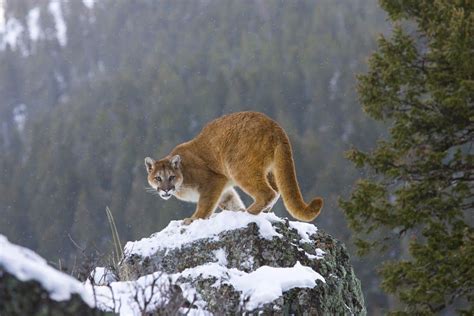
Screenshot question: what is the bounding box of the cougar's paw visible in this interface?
[246,205,263,215]
[182,217,196,225]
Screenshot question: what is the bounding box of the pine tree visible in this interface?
[340,1,473,314]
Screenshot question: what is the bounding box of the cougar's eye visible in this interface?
[169,176,175,181]
[156,176,162,182]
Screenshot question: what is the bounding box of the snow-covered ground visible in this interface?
[1,211,327,315]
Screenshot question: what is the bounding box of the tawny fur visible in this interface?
[145,111,323,224]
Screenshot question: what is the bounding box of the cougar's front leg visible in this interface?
[219,188,245,211]
[183,177,227,225]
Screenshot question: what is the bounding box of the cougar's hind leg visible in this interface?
[234,171,278,215]
[264,172,281,212]
[267,172,278,192]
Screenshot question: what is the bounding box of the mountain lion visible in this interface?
[145,111,323,225]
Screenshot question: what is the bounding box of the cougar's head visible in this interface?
[144,155,183,200]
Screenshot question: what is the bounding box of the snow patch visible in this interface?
[90,267,117,286]
[0,17,23,50]
[329,70,340,101]
[48,0,67,46]
[124,211,284,257]
[177,262,325,310]
[342,121,354,142]
[316,248,325,257]
[305,248,326,260]
[13,104,27,133]
[0,234,93,306]
[213,248,227,266]
[88,270,209,315]
[230,261,325,310]
[83,0,97,9]
[180,262,239,282]
[0,0,5,33]
[241,255,254,270]
[27,7,42,41]
[289,221,318,243]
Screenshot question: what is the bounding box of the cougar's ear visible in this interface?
[170,155,181,169]
[144,157,155,174]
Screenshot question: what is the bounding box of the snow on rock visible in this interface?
[179,261,325,310]
[124,210,284,257]
[117,211,368,315]
[0,234,93,306]
[89,268,212,315]
[305,248,326,260]
[289,220,318,243]
[90,266,117,286]
[179,262,236,281]
[0,209,362,315]
[178,262,325,310]
[90,261,324,314]
[89,271,191,314]
[230,261,325,310]
[213,248,227,266]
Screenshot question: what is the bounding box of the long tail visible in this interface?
[273,136,323,222]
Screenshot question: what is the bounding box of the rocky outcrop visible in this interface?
[0,212,366,315]
[0,270,105,316]
[0,235,104,316]
[120,211,366,315]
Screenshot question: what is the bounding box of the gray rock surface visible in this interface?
[0,234,107,316]
[120,213,366,315]
[0,269,106,316]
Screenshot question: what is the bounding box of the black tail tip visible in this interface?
[311,197,323,211]
[305,197,323,221]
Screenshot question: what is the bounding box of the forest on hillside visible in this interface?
[0,0,396,313]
